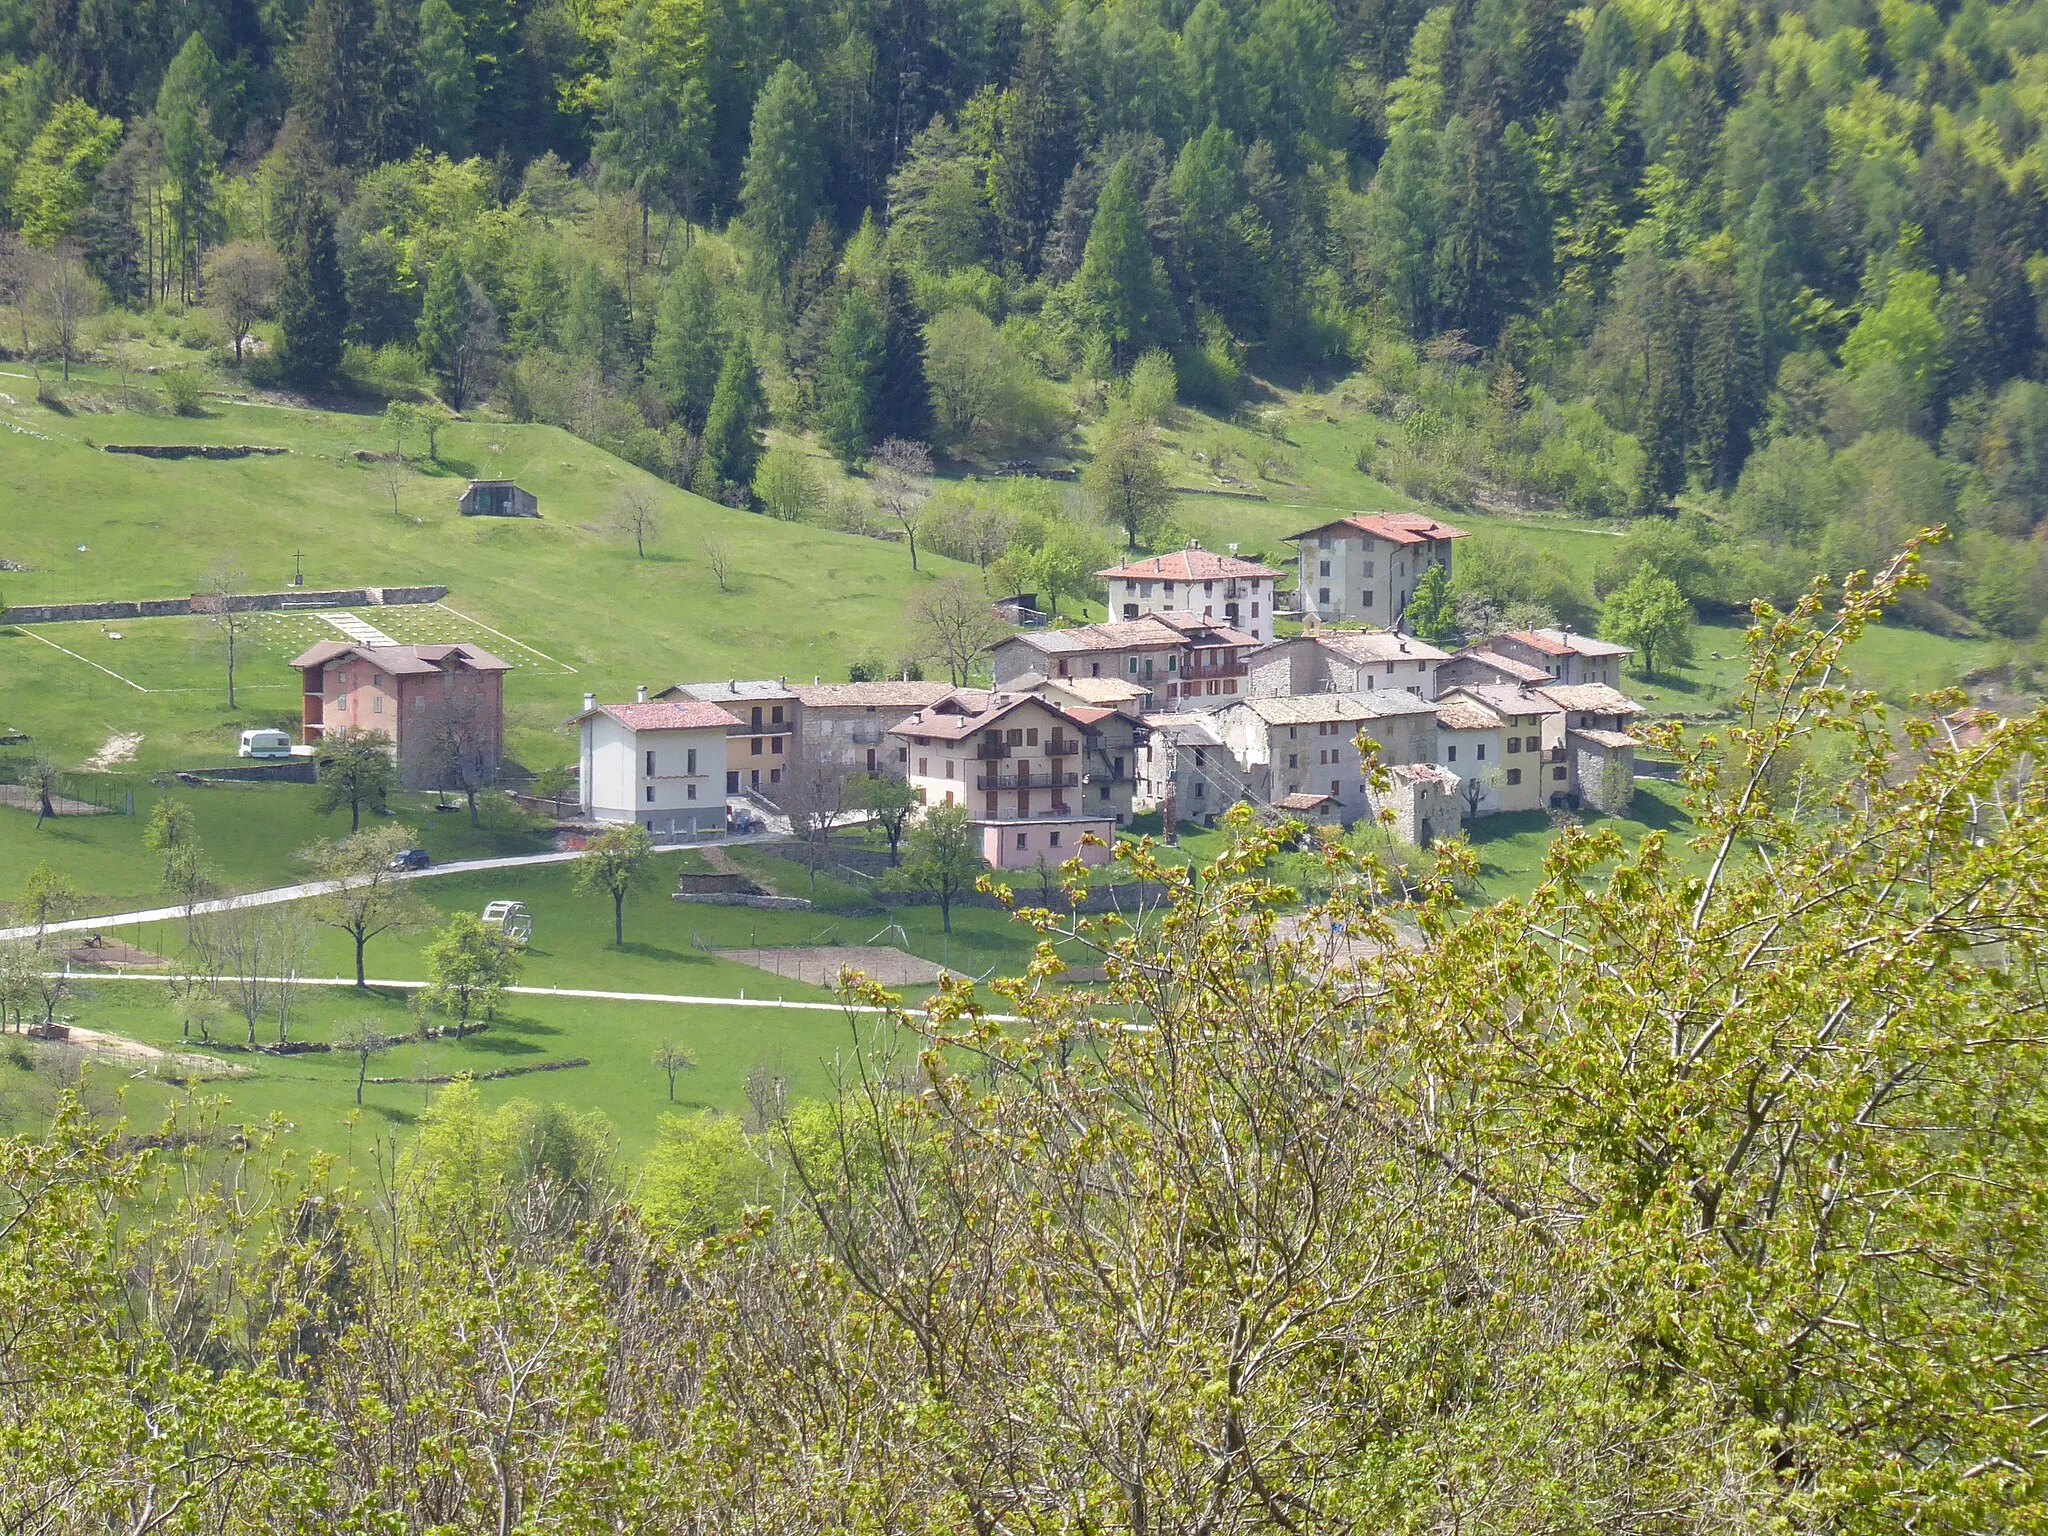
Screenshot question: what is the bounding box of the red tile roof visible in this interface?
[1286,512,1469,546]
[575,700,743,731]
[289,640,512,674]
[1097,548,1281,581]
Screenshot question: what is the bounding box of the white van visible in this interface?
[238,728,293,759]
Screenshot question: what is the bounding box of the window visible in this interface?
[1318,535,1332,550]
[1526,735,1540,752]
[1318,560,1330,577]
[1331,780,1340,796]
[771,706,784,724]
[1318,587,1330,604]
[415,695,425,711]
[1100,784,1110,801]
[372,695,382,714]
[1251,604,1259,617]
[1193,782,1205,798]
[1016,832,1028,849]
[1476,744,1487,760]
[687,784,697,800]
[1553,766,1567,780]
[1049,830,1062,847]
[1288,753,1298,768]
[645,785,655,803]
[1167,656,1177,672]
[646,750,656,776]
[1362,561,1374,577]
[945,759,954,778]
[1128,658,1139,674]
[918,757,928,775]
[751,706,763,729]
[687,748,697,774]
[1507,768,1522,785]
[751,738,763,755]
[1508,737,1521,754]
[1362,591,1374,607]
[1008,728,1023,745]
[1446,744,1458,762]
[1026,727,1039,745]
[1193,749,1205,767]
[770,767,781,783]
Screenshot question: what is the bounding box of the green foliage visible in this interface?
[1601,566,1695,678]
[1083,414,1173,550]
[650,251,722,427]
[416,0,477,156]
[417,909,522,1035]
[752,444,822,521]
[922,306,1064,453]
[694,337,764,499]
[739,61,824,286]
[1123,348,1178,424]
[274,201,347,388]
[6,97,119,244]
[573,821,653,945]
[882,801,984,932]
[816,287,884,466]
[1072,156,1176,369]
[312,729,395,832]
[1401,562,1457,643]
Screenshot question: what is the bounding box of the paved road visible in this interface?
[0,835,777,944]
[71,971,1020,1022]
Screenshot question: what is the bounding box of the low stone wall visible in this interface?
[675,870,761,895]
[102,443,288,459]
[672,892,815,910]
[2,584,448,625]
[170,763,319,785]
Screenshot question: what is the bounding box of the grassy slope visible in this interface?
[0,368,983,769]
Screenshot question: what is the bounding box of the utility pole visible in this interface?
[1161,733,1179,846]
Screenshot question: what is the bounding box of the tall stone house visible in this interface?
[1097,545,1283,644]
[1286,513,1467,627]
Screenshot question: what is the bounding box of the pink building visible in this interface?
[289,641,510,790]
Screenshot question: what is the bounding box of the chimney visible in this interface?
[636,685,649,703]
[1188,537,1201,549]
[583,692,596,712]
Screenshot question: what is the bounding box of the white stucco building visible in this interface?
[571,692,740,835]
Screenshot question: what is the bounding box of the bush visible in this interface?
[753,446,824,521]
[159,368,206,416]
[1124,349,1179,424]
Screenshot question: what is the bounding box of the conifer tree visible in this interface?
[651,251,722,426]
[694,338,763,498]
[274,199,347,387]
[739,61,824,288]
[1074,156,1177,369]
[416,0,476,156]
[417,251,469,399]
[157,32,221,303]
[817,287,885,466]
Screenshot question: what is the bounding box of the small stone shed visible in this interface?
[459,480,539,518]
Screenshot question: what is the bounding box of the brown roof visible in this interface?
[1507,628,1632,659]
[573,700,743,732]
[1287,512,1469,547]
[1097,548,1281,581]
[1016,617,1189,655]
[1313,630,1451,666]
[1274,791,1337,812]
[1440,683,1564,719]
[288,640,512,675]
[1144,610,1263,647]
[1434,699,1502,731]
[1452,649,1553,684]
[1536,683,1642,716]
[888,690,1096,744]
[788,681,952,709]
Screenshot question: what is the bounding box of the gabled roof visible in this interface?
[1274,791,1338,812]
[1440,683,1564,718]
[1230,691,1437,726]
[787,681,952,710]
[1143,610,1262,646]
[1285,512,1469,546]
[1505,628,1632,659]
[1450,648,1553,684]
[662,678,799,703]
[1536,683,1642,716]
[571,700,743,732]
[1435,699,1503,731]
[1140,712,1225,747]
[1007,617,1189,655]
[1035,675,1152,704]
[889,690,1098,744]
[1390,762,1460,788]
[1097,547,1281,582]
[1310,630,1452,666]
[289,640,512,674]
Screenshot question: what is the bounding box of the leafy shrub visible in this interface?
[159,368,206,416]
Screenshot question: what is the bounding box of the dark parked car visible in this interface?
[388,847,431,872]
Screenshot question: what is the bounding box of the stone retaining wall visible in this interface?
[672,892,815,910]
[102,443,288,459]
[2,584,448,625]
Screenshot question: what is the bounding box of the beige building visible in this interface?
[1287,512,1467,627]
[1438,684,1569,810]
[992,612,1258,710]
[1098,545,1282,644]
[888,690,1115,869]
[1433,696,1507,819]
[1488,630,1632,687]
[787,680,952,779]
[1248,630,1450,702]
[1211,691,1438,825]
[659,679,799,794]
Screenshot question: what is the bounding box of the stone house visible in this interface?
[1097,544,1282,643]
[1135,712,1230,825]
[1486,629,1632,687]
[289,640,510,791]
[1368,763,1463,847]
[787,680,953,780]
[1211,691,1438,826]
[1285,512,1467,627]
[992,613,1258,710]
[458,480,538,518]
[569,690,738,835]
[1248,630,1451,702]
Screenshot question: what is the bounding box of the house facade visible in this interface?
[1439,684,1578,810]
[1212,691,1438,826]
[1436,646,1554,693]
[1135,712,1228,825]
[458,480,539,518]
[570,692,738,834]
[1433,697,1507,819]
[1286,513,1467,627]
[1488,630,1632,687]
[888,690,1115,869]
[787,681,952,779]
[659,679,800,794]
[289,641,510,791]
[992,613,1258,710]
[1097,545,1282,644]
[1248,630,1450,702]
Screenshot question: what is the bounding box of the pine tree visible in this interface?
[1074,156,1177,369]
[416,0,476,156]
[594,0,705,262]
[873,262,932,441]
[157,32,220,303]
[275,200,347,388]
[650,251,722,426]
[991,26,1077,276]
[739,60,824,288]
[562,260,627,377]
[417,251,468,399]
[817,287,885,466]
[694,338,763,498]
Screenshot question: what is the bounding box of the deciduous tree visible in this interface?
[574,822,653,946]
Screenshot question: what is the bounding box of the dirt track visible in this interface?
[714,946,952,987]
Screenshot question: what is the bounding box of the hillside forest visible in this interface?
[3,0,2048,642]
